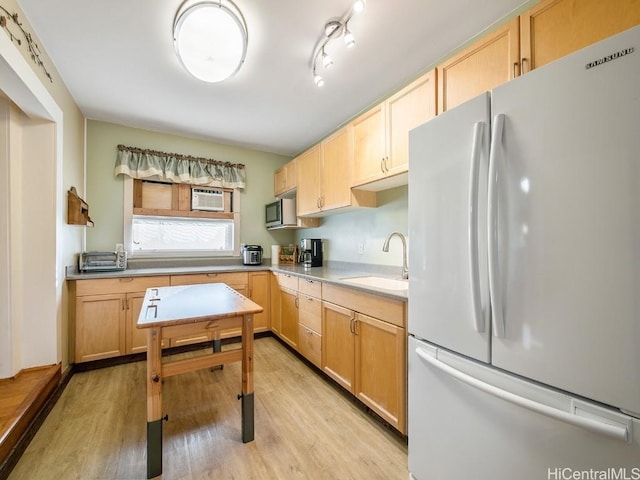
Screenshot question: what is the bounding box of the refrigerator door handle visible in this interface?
[415,346,632,443]
[488,114,505,338]
[469,121,486,333]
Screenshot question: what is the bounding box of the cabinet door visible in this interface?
[354,313,406,433]
[296,145,321,216]
[322,301,355,393]
[279,287,298,348]
[320,125,354,211]
[249,271,270,332]
[274,159,297,197]
[520,0,640,72]
[285,159,297,192]
[386,70,437,175]
[274,166,287,196]
[352,103,385,186]
[270,272,281,334]
[437,17,520,113]
[126,291,148,354]
[75,294,126,362]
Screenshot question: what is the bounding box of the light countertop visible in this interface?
[66,261,408,300]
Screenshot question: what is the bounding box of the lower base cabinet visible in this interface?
[322,284,407,434]
[279,287,298,348]
[71,271,271,362]
[322,302,355,392]
[354,313,406,432]
[71,276,171,363]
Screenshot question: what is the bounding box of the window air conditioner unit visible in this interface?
[191,188,224,212]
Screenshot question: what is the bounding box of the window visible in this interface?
[132,216,234,254]
[123,177,240,257]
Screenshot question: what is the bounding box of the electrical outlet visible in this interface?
[358,241,364,255]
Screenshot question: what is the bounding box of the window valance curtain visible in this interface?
[114,144,246,189]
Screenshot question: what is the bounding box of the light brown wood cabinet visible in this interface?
[296,144,321,216]
[275,273,299,349]
[437,18,520,113]
[274,158,297,197]
[270,272,281,335]
[71,276,170,362]
[297,127,376,217]
[354,312,406,432]
[279,287,298,349]
[322,301,356,392]
[322,283,407,433]
[352,70,437,190]
[71,271,271,362]
[248,271,271,332]
[74,293,126,363]
[297,278,322,367]
[520,0,640,72]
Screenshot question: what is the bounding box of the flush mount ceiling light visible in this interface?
[311,0,366,87]
[173,0,248,83]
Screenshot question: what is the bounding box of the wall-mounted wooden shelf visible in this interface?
[67,187,94,227]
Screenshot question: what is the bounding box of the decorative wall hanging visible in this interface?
[0,6,53,82]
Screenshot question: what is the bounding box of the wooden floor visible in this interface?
[7,337,408,480]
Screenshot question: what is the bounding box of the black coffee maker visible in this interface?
[300,238,323,268]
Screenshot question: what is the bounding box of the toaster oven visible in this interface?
[78,251,127,272]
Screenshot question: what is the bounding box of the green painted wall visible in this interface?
[85,120,295,254]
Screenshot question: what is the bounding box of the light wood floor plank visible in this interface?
[8,337,407,479]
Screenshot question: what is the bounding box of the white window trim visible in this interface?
[123,176,241,259]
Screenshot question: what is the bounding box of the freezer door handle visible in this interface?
[469,121,486,333]
[415,346,632,443]
[488,114,505,338]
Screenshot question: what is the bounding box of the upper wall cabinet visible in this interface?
[437,18,520,113]
[274,158,297,198]
[520,0,640,72]
[352,70,437,191]
[297,126,376,217]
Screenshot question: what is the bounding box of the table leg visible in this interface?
[146,328,163,479]
[241,314,254,443]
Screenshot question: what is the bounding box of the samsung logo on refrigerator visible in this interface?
[585,47,634,69]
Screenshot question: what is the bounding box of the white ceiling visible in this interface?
[17,0,530,157]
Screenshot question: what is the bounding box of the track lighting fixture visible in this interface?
[343,24,355,48]
[311,0,366,87]
[321,47,334,68]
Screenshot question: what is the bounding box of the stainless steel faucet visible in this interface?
[382,232,409,279]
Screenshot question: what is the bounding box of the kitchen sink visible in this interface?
[340,276,408,291]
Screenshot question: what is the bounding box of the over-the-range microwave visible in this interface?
[265,198,297,229]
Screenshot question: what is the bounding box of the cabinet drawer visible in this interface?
[278,273,299,290]
[298,277,321,298]
[298,324,321,368]
[298,295,321,332]
[170,333,211,347]
[170,272,248,286]
[323,283,405,327]
[75,276,170,296]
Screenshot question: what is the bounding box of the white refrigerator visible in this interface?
[407,26,640,480]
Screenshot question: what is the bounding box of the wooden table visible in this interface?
[137,283,263,479]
